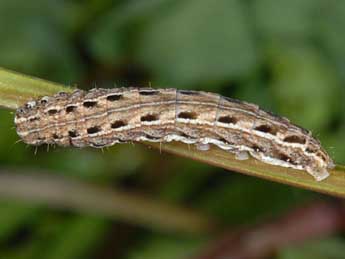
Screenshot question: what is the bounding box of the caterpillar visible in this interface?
[14,87,334,181]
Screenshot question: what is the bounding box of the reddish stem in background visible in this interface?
[193,201,345,259]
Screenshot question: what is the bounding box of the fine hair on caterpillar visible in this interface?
[14,87,335,181]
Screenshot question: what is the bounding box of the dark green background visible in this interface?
[0,0,344,258]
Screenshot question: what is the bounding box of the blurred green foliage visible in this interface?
[279,238,345,259]
[0,0,344,258]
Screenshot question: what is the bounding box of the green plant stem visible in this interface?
[0,67,344,198]
[0,67,73,110]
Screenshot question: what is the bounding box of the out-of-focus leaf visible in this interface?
[88,23,124,65]
[159,160,212,203]
[254,0,320,39]
[87,0,173,64]
[43,216,110,259]
[138,0,257,86]
[317,2,345,82]
[0,201,38,241]
[2,214,66,259]
[0,0,82,82]
[278,238,345,259]
[198,176,313,224]
[2,215,109,259]
[269,45,341,131]
[237,73,274,111]
[0,110,28,163]
[127,235,204,259]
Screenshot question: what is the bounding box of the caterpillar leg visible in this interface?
[235,151,249,161]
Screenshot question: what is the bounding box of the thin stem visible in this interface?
[0,169,214,234]
[0,67,344,197]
